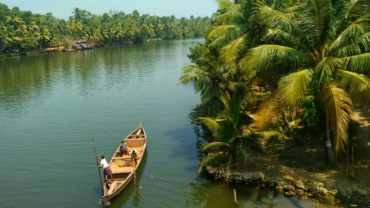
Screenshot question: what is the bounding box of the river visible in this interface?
[0,38,315,207]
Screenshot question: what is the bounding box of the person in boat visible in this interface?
[120,141,129,156]
[130,150,138,166]
[95,154,114,182]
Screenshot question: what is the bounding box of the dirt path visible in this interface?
[235,89,370,206]
[238,106,370,205]
[350,106,370,187]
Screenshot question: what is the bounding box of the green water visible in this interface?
[0,39,315,208]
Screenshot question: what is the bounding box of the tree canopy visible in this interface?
[180,0,370,166]
[0,3,211,53]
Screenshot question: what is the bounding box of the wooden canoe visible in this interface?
[102,122,147,206]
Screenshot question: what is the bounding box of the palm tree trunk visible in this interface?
[281,110,302,146]
[326,114,335,164]
[266,80,301,146]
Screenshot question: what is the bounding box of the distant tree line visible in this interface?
[0,3,211,53]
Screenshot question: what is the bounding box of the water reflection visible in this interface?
[0,45,162,115]
[109,150,148,208]
[185,181,315,208]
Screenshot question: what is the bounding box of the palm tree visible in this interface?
[177,44,233,101]
[34,26,50,49]
[49,36,60,48]
[0,26,13,53]
[67,19,83,35]
[244,0,370,161]
[198,94,252,172]
[5,14,22,26]
[72,8,82,20]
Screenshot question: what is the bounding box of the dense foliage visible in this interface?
[0,3,211,53]
[179,0,370,169]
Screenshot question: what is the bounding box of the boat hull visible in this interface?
[102,123,147,205]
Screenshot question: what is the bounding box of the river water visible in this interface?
[0,39,315,208]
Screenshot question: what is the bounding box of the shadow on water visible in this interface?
[108,150,148,207]
[184,180,315,208]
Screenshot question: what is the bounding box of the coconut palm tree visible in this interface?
[177,44,233,101]
[34,26,50,49]
[5,14,22,26]
[198,94,252,172]
[72,8,82,20]
[201,0,304,144]
[244,0,370,162]
[0,26,13,53]
[67,19,83,35]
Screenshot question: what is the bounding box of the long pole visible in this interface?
[352,144,354,177]
[92,136,104,196]
[234,189,239,207]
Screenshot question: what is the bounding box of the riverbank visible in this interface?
[0,37,201,59]
[198,105,370,207]
[204,164,370,207]
[193,86,370,207]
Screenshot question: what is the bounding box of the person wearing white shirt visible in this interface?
[95,154,114,182]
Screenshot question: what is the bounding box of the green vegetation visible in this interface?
[197,94,252,172]
[179,0,370,168]
[0,3,211,53]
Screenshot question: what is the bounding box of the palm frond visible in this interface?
[278,69,313,108]
[219,95,230,110]
[346,0,370,21]
[177,66,212,93]
[328,19,370,56]
[208,34,227,49]
[207,25,246,45]
[300,0,332,46]
[215,1,243,24]
[313,57,342,87]
[253,91,282,130]
[201,142,230,152]
[343,53,370,75]
[216,0,237,12]
[219,33,248,64]
[338,69,370,108]
[257,5,296,30]
[334,32,370,57]
[177,74,200,85]
[240,45,309,76]
[181,66,208,75]
[320,84,353,153]
[198,152,224,173]
[199,117,222,138]
[263,28,300,48]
